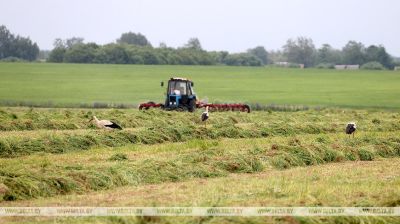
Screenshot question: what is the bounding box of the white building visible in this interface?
[335,65,360,70]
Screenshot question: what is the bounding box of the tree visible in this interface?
[156,47,183,65]
[316,44,342,65]
[48,37,86,63]
[283,37,316,67]
[0,25,14,59]
[223,53,262,66]
[184,38,202,50]
[53,38,65,49]
[48,38,66,62]
[63,43,99,63]
[140,48,161,64]
[95,44,130,64]
[12,36,39,61]
[65,37,84,49]
[117,32,151,46]
[48,48,66,62]
[0,25,39,61]
[342,41,366,65]
[365,45,393,69]
[209,51,228,64]
[248,46,269,65]
[361,61,385,70]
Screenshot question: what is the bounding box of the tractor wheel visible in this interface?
[176,106,186,112]
[188,99,196,112]
[244,104,251,113]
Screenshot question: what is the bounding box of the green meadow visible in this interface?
[1,63,400,224]
[0,63,399,109]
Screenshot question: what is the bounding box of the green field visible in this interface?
[1,63,400,223]
[1,63,400,109]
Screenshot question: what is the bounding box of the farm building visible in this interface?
[335,65,360,70]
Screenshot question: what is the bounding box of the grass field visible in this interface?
[1,63,400,223]
[0,63,400,109]
[0,107,399,223]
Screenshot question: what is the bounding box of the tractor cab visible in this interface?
[161,77,197,112]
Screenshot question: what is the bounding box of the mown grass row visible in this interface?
[268,135,400,169]
[2,117,399,158]
[1,133,399,201]
[3,158,399,224]
[0,147,263,201]
[1,107,400,158]
[0,107,399,131]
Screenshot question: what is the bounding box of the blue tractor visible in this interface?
[163,77,197,112]
[139,77,250,113]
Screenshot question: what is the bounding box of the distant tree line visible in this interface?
[48,33,396,69]
[1,24,398,69]
[0,25,39,61]
[48,33,265,66]
[280,37,395,69]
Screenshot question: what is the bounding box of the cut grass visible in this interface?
[0,107,399,132]
[0,147,263,201]
[0,132,399,202]
[1,107,399,158]
[1,106,399,131]
[2,158,399,224]
[0,107,399,224]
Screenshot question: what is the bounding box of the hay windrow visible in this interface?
[1,107,400,201]
[1,133,400,201]
[1,108,400,158]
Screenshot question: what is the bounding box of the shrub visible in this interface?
[316,63,335,69]
[361,61,385,70]
[0,57,26,62]
[288,63,302,68]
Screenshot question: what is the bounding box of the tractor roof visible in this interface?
[170,77,191,82]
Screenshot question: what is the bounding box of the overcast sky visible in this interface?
[1,0,399,56]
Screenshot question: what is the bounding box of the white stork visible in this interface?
[89,116,123,130]
[201,106,209,127]
[345,122,356,138]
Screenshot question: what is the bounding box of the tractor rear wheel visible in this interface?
[243,104,251,113]
[188,99,196,112]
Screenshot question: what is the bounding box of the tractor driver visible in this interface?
[169,87,181,95]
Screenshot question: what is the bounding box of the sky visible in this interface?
[1,0,399,56]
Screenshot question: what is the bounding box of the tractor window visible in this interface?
[168,81,187,95]
[187,82,193,95]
